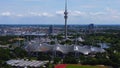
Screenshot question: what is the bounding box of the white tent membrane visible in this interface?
[6,60,48,67]
[25,41,105,55]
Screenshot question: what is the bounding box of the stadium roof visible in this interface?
[25,42,105,55]
[6,59,48,67]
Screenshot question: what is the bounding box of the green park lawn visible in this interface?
[66,65,108,68]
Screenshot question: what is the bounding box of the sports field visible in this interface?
[55,64,108,68]
[66,65,108,68]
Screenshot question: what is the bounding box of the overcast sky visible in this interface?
[0,0,120,24]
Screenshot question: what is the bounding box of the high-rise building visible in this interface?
[88,24,95,33]
[49,25,54,35]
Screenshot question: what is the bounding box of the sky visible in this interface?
[0,0,120,25]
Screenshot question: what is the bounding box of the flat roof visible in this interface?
[6,59,48,67]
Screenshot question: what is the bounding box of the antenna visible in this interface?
[65,0,67,11]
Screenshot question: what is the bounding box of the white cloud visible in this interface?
[0,9,120,22]
[41,12,54,17]
[56,10,64,16]
[71,11,87,16]
[56,10,87,17]
[29,12,42,16]
[80,5,96,9]
[105,8,120,15]
[89,12,106,16]
[29,12,54,17]
[15,14,25,17]
[0,11,54,17]
[112,15,120,19]
[86,8,120,21]
[0,12,12,16]
[23,0,43,1]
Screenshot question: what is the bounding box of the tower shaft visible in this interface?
[64,0,68,39]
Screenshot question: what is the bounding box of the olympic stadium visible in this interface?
[24,38,105,56]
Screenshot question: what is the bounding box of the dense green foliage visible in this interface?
[0,29,120,68]
[0,48,13,68]
[0,47,28,67]
[0,36,17,45]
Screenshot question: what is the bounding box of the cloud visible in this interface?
[23,0,43,1]
[0,11,54,17]
[70,11,87,17]
[80,5,96,9]
[15,14,24,17]
[41,12,54,17]
[0,9,120,24]
[0,12,12,16]
[56,10,64,16]
[56,10,87,17]
[89,12,106,16]
[29,12,54,17]
[29,12,42,16]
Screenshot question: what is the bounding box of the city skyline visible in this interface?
[0,0,120,24]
